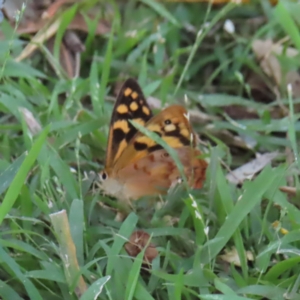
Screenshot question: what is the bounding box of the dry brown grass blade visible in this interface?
[15,17,62,62]
[279,186,297,196]
[50,210,87,298]
[19,107,42,136]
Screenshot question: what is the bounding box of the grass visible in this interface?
[0,0,300,299]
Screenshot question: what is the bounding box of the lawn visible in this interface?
[0,0,300,299]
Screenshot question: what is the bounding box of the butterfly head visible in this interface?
[98,168,126,199]
[99,169,108,181]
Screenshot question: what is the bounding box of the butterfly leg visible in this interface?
[114,195,136,222]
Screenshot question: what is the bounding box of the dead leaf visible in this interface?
[67,14,110,35]
[226,151,279,185]
[0,13,110,39]
[246,72,275,104]
[1,0,111,70]
[220,247,254,267]
[124,230,158,264]
[42,0,76,19]
[3,0,39,23]
[19,107,42,135]
[252,39,300,97]
[223,105,258,120]
[286,71,300,99]
[32,0,52,10]
[47,36,76,78]
[63,29,85,53]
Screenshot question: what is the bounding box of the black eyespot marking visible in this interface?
[100,172,107,180]
[125,126,136,142]
[134,141,148,151]
[179,135,191,146]
[116,112,131,120]
[113,128,126,144]
[164,119,171,125]
[148,144,163,152]
[163,152,169,157]
[164,127,191,146]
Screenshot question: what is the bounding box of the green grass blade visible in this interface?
[98,17,117,114]
[125,250,145,300]
[79,276,111,300]
[90,59,101,116]
[274,2,300,51]
[200,296,253,300]
[134,283,155,300]
[215,165,248,279]
[201,164,286,264]
[53,4,78,61]
[46,146,79,201]
[0,126,49,225]
[0,244,43,300]
[0,279,23,300]
[0,153,25,196]
[139,0,180,27]
[106,212,138,275]
[174,268,184,300]
[174,2,237,95]
[69,199,84,266]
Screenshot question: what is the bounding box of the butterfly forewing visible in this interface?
[105,78,153,169]
[113,105,196,172]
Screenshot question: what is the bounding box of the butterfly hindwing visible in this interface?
[116,147,207,199]
[105,78,153,168]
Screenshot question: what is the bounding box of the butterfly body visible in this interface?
[99,78,207,203]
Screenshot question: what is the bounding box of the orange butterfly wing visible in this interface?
[111,105,195,172]
[116,147,207,200]
[104,78,153,169]
[100,78,207,201]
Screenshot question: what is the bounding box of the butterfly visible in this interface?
[99,78,208,204]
